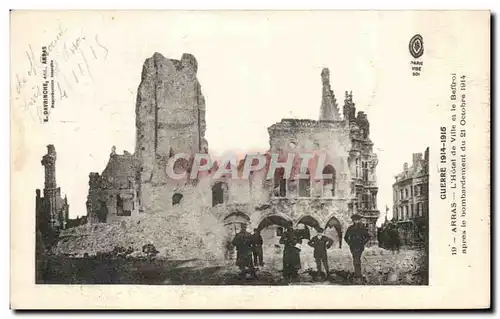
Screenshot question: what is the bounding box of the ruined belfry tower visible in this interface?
[135,52,208,184]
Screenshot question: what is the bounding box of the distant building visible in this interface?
[392,147,429,246]
[36,145,69,246]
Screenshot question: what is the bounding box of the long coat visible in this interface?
[232,231,253,268]
[279,230,301,271]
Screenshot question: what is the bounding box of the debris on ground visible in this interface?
[54,208,226,263]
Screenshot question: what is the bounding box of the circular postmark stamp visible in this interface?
[409,34,424,59]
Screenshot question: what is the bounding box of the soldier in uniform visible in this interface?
[279,224,302,280]
[250,228,264,267]
[344,214,370,279]
[232,223,254,275]
[308,228,334,278]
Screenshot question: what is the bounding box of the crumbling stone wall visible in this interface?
[135,53,208,185]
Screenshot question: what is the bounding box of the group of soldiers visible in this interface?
[231,214,370,281]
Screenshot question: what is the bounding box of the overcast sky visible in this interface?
[12,11,484,224]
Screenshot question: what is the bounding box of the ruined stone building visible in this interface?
[85,53,380,246]
[36,145,69,244]
[392,147,429,246]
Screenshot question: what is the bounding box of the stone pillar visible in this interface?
[41,145,58,229]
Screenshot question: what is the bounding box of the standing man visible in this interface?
[232,223,254,275]
[308,228,334,278]
[388,222,401,254]
[279,224,302,280]
[251,228,264,267]
[344,214,370,280]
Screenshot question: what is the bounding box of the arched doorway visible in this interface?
[297,215,321,232]
[295,215,322,243]
[325,215,343,248]
[256,215,293,267]
[257,214,291,231]
[222,211,250,261]
[223,211,251,227]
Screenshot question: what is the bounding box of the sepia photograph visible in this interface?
[10,10,489,309]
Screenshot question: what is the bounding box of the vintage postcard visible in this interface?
[10,10,490,309]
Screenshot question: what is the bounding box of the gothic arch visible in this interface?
[296,215,322,231]
[223,210,251,226]
[257,214,292,231]
[325,215,343,248]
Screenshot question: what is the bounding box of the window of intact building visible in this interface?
[422,183,428,195]
[362,162,368,181]
[355,158,360,178]
[417,202,422,216]
[405,188,408,198]
[362,193,369,210]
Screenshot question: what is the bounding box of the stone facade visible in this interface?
[86,147,141,224]
[392,147,429,247]
[86,54,380,245]
[36,145,69,245]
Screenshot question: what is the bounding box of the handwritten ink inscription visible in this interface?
[13,25,109,123]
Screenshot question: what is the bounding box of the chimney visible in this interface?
[403,162,408,171]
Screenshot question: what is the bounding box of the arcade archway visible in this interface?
[325,215,343,248]
[297,215,321,232]
[222,211,251,261]
[223,211,250,225]
[257,215,292,231]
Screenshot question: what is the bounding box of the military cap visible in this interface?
[351,214,362,221]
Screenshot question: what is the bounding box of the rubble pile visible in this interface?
[54,208,226,262]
